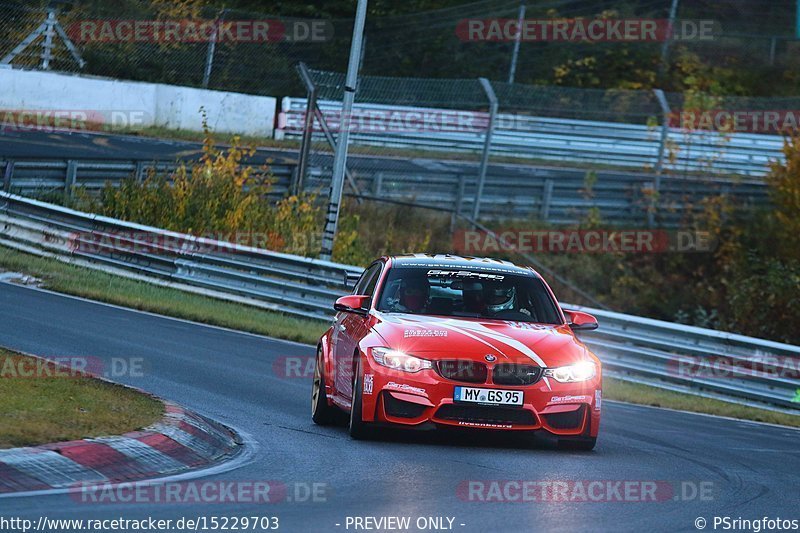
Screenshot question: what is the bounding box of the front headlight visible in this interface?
[544,361,597,383]
[371,347,432,373]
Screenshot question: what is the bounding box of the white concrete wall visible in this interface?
[0,69,276,136]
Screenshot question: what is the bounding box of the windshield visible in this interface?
[376,266,562,324]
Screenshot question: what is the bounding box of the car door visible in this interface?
[333,262,382,402]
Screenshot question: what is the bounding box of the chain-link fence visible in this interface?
[285,66,778,235]
[0,0,354,97]
[2,0,799,99]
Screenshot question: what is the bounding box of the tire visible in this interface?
[311,348,338,426]
[348,356,374,440]
[557,436,597,451]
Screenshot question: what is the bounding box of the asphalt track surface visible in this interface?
[0,129,616,180]
[0,281,799,532]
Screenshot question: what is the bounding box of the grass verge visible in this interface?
[604,378,800,428]
[0,349,164,448]
[1,244,797,428]
[0,245,327,345]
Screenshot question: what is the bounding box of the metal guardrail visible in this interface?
[1,190,797,414]
[0,159,296,200]
[278,98,786,178]
[1,156,771,228]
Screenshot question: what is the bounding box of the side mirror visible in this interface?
[334,295,370,316]
[563,309,599,332]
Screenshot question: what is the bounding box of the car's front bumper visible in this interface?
[360,356,602,437]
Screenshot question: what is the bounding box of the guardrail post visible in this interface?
[3,161,13,192]
[651,88,671,227]
[540,179,553,222]
[474,78,498,221]
[135,161,146,183]
[372,172,383,196]
[451,174,466,234]
[769,37,778,65]
[64,160,78,201]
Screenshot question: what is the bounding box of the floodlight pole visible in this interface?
[319,0,368,261]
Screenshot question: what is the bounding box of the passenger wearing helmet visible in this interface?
[394,276,430,313]
[487,285,516,314]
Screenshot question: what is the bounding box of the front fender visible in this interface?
[319,328,335,392]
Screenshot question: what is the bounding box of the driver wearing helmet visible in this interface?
[486,285,516,314]
[462,281,488,314]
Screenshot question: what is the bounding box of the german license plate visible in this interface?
[453,386,523,406]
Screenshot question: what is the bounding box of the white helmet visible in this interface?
[487,286,516,313]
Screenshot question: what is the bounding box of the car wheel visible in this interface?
[557,436,597,451]
[311,348,338,425]
[348,356,373,440]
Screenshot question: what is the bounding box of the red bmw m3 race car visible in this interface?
[312,254,602,450]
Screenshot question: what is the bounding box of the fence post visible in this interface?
[296,62,362,203]
[507,3,526,84]
[296,65,318,194]
[659,0,680,76]
[372,172,383,196]
[202,9,226,88]
[3,161,14,192]
[474,78,498,221]
[651,88,671,227]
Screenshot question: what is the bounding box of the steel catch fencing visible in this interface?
[278,93,787,178]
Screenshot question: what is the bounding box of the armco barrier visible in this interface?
[278,98,786,178]
[0,156,771,228]
[0,190,797,414]
[0,159,296,200]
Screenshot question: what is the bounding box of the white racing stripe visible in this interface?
[386,313,549,367]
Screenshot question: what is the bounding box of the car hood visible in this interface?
[370,312,590,368]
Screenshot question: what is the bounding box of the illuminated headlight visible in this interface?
[371,347,432,373]
[544,361,597,383]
